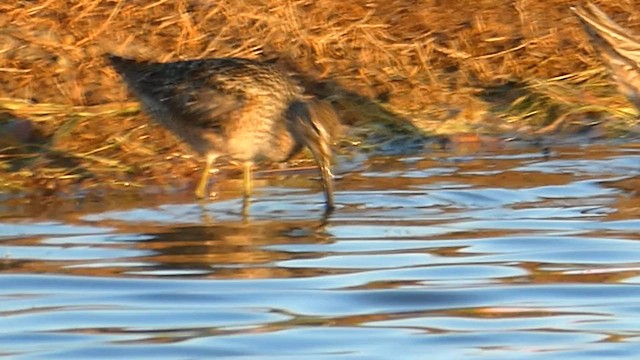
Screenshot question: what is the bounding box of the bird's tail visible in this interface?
[106,54,131,71]
[572,2,640,64]
[572,3,640,111]
[105,54,150,83]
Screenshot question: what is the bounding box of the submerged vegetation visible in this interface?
[0,0,638,196]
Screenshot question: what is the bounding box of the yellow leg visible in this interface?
[195,154,217,199]
[242,161,253,196]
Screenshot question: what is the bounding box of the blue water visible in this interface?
[2,144,640,359]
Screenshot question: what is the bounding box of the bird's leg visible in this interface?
[239,161,254,218]
[195,153,217,199]
[242,161,254,197]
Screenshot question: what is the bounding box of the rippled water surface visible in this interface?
[2,143,640,359]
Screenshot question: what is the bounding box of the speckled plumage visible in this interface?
[573,3,640,111]
[108,54,336,210]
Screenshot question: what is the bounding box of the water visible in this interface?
[2,143,640,359]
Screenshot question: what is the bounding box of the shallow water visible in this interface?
[2,143,640,359]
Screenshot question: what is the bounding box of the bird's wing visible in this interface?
[110,57,246,132]
[141,63,246,131]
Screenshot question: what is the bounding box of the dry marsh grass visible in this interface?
[1,0,639,196]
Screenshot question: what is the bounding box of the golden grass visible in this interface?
[1,0,639,195]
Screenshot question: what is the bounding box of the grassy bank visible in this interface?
[1,0,638,196]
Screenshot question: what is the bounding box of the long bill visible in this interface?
[289,100,337,212]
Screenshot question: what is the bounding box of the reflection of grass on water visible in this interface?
[0,0,638,195]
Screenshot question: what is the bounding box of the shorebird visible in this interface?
[107,54,338,211]
[572,2,640,111]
